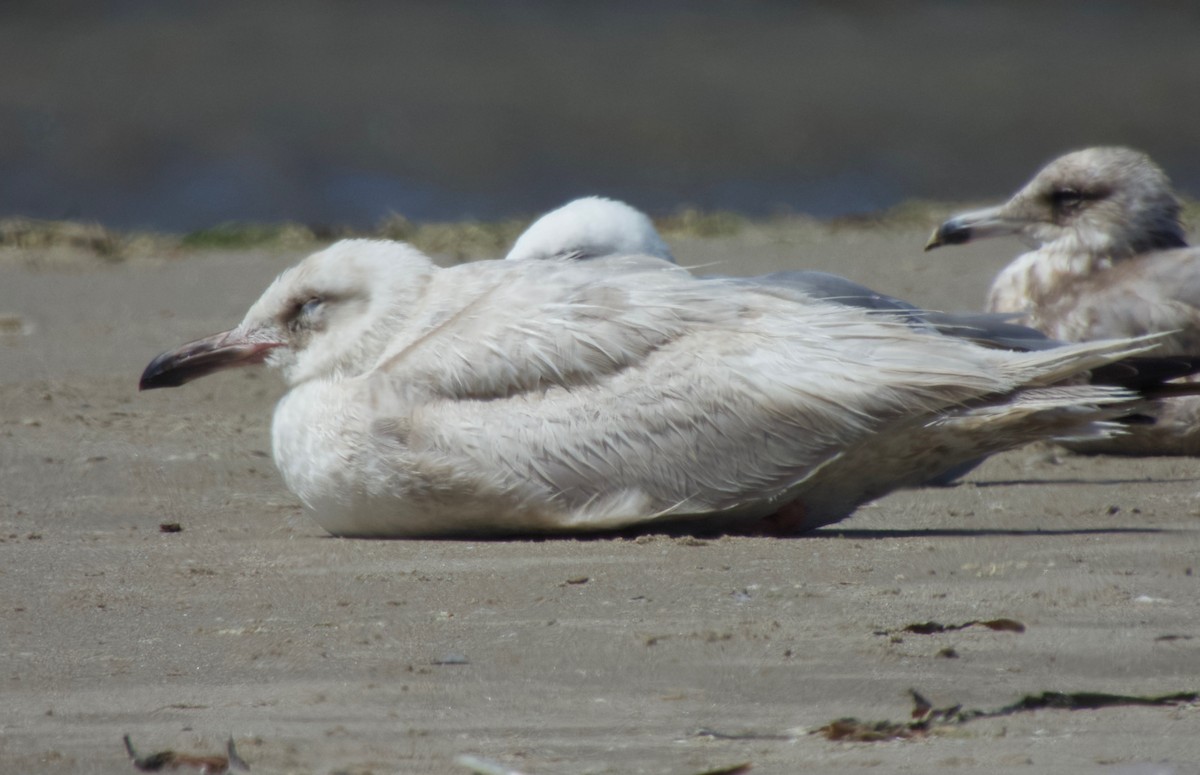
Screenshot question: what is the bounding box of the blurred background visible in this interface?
[2,0,1197,232]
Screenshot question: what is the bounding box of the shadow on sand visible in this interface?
[965,476,1200,488]
[808,526,1172,540]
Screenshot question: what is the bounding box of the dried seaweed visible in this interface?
[813,689,1198,742]
[895,618,1026,635]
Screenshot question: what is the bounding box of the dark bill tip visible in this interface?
[139,332,280,391]
[139,349,199,390]
[924,218,974,252]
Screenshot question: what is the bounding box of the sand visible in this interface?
[2,224,1199,774]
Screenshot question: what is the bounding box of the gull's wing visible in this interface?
[350,257,1154,535]
[920,311,1061,351]
[721,270,1059,351]
[718,270,931,328]
[372,254,694,396]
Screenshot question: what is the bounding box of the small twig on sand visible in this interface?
[689,763,753,775]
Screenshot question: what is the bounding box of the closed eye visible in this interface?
[286,295,327,332]
[299,296,325,317]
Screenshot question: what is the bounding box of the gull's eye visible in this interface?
[287,295,326,332]
[1050,187,1083,208]
[299,296,324,317]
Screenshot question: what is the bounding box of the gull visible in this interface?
[139,239,1189,538]
[926,146,1200,454]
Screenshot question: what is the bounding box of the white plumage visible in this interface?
[141,239,1166,537]
[506,196,673,263]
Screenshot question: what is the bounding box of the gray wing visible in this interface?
[730,270,922,310]
[720,270,1059,351]
[921,311,1062,351]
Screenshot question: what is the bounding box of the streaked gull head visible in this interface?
[506,196,675,263]
[926,147,1187,258]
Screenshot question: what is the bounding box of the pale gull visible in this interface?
[140,239,1179,538]
[926,146,1200,455]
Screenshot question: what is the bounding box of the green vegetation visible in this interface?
[180,222,318,250]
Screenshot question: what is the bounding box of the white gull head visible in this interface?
[506,196,675,263]
[139,240,436,390]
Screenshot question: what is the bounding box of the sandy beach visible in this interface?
[3,220,1199,774]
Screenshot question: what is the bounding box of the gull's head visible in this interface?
[926,147,1186,257]
[140,239,435,390]
[506,196,675,263]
